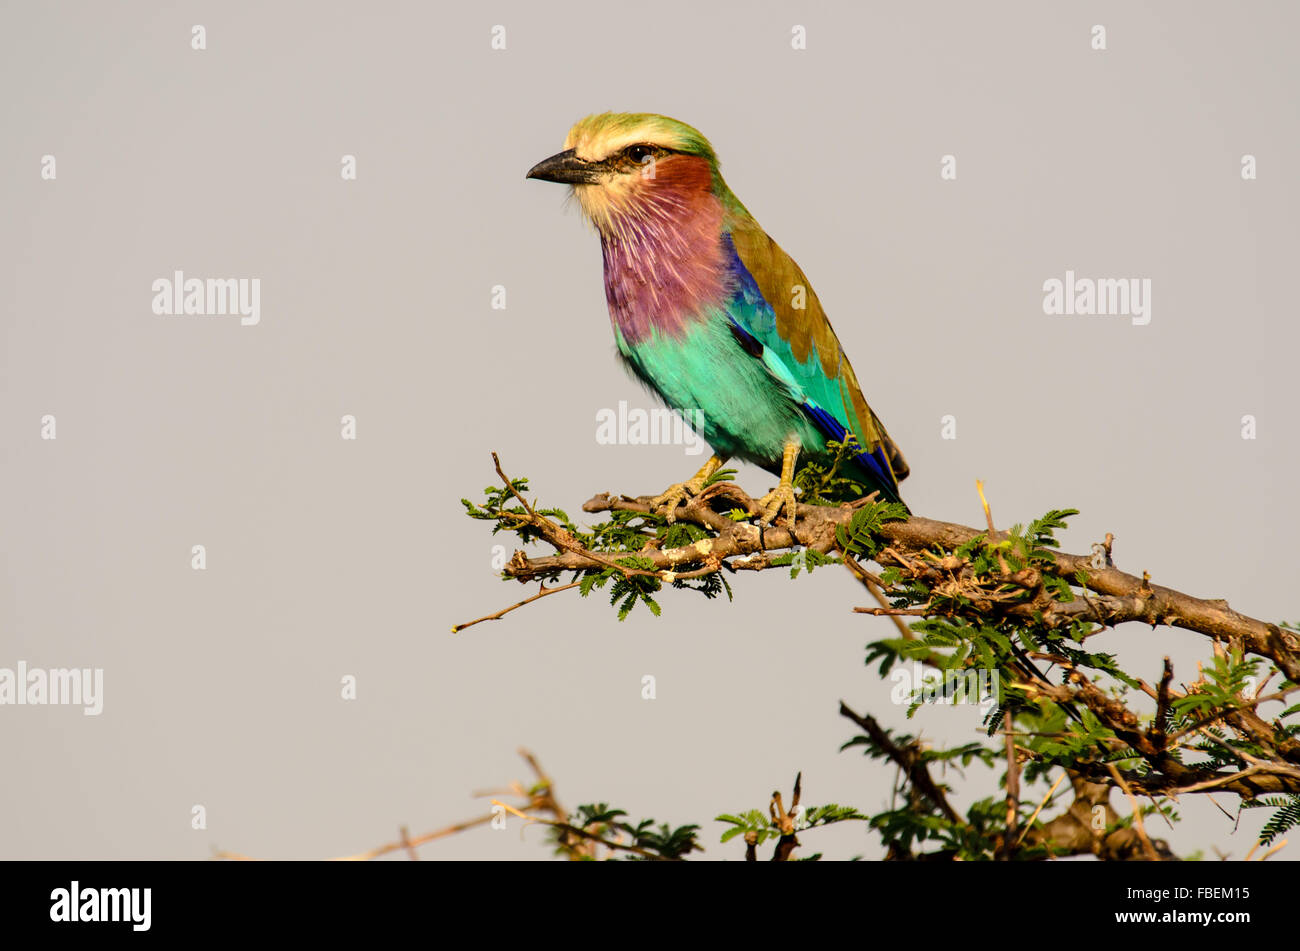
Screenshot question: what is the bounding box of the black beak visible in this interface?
[526,149,602,185]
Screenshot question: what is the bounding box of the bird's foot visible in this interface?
[648,455,727,524]
[755,482,799,530]
[648,476,707,524]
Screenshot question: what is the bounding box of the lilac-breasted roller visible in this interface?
[527,113,909,524]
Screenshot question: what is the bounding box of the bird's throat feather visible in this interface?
[589,157,727,346]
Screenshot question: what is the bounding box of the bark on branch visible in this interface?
[499,483,1297,685]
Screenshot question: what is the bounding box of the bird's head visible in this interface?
[527,113,726,236]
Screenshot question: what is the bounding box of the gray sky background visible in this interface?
[2,1,1297,860]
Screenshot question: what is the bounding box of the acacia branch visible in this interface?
[839,703,961,824]
[494,485,1298,684]
[215,749,635,861]
[458,461,1300,854]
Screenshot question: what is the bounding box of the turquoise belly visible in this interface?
[616,313,825,474]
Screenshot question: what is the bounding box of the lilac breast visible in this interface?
[599,193,728,346]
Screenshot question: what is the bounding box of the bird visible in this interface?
[526,113,908,525]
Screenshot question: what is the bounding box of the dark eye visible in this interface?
[624,145,653,163]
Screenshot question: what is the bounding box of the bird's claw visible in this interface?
[649,478,705,524]
[756,483,799,530]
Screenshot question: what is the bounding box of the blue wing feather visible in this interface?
[721,236,904,505]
